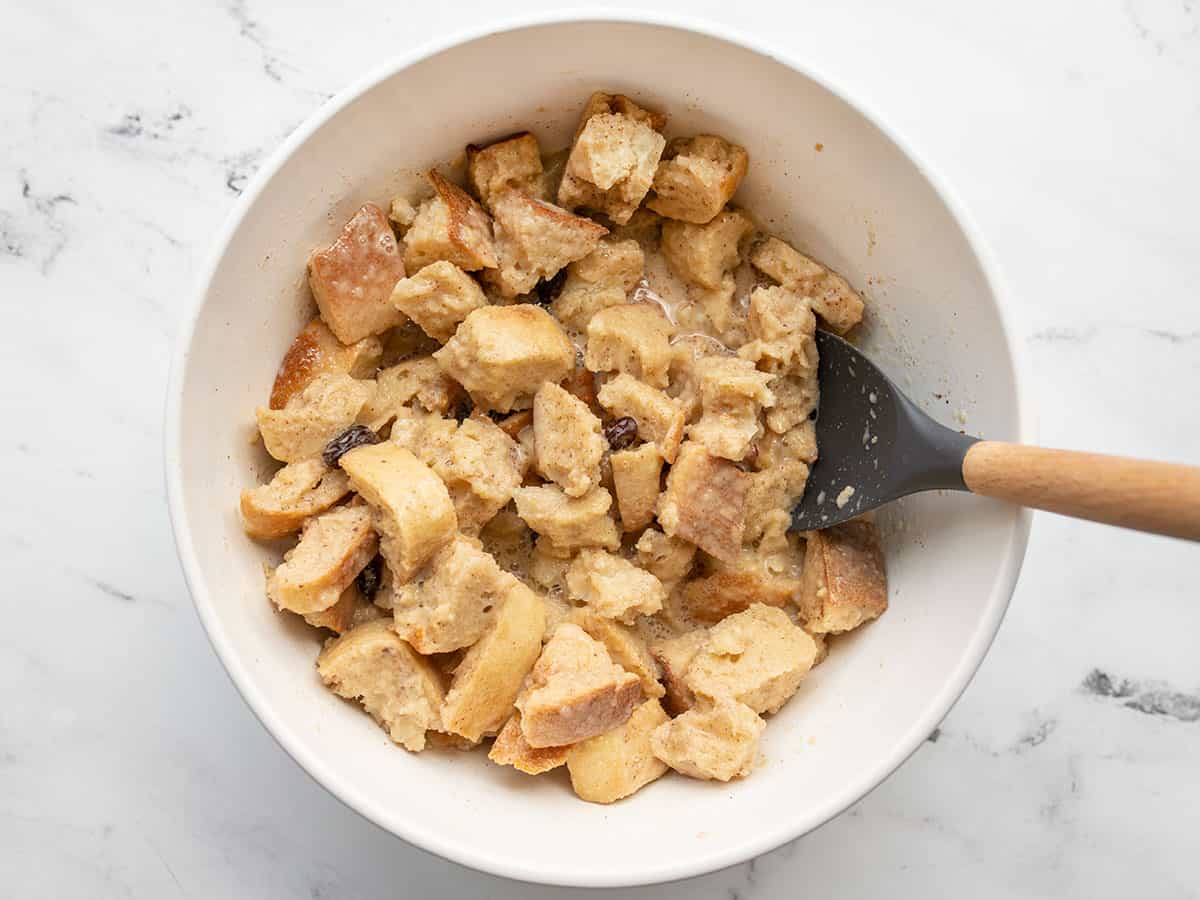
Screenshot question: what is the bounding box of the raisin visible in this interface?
[604,416,638,450]
[322,424,379,467]
[535,268,567,306]
[357,556,382,602]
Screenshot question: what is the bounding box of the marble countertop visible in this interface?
[3,0,1198,896]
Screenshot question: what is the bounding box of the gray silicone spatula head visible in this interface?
[790,331,980,531]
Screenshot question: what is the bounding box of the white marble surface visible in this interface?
[2,0,1199,896]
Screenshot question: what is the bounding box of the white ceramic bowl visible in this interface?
[166,12,1033,888]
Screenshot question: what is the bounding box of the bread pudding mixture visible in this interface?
[239,91,888,803]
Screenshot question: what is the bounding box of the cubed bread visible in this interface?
[647,135,749,224]
[685,604,817,715]
[388,196,418,229]
[558,109,666,225]
[466,132,546,211]
[656,442,749,563]
[660,208,754,290]
[512,485,621,551]
[650,697,764,781]
[390,261,488,342]
[437,417,528,534]
[307,203,408,344]
[488,711,570,774]
[738,285,818,378]
[610,442,663,531]
[240,458,350,540]
[566,698,669,803]
[672,274,740,345]
[256,373,375,464]
[798,520,888,633]
[743,457,811,545]
[596,373,686,464]
[269,317,383,410]
[316,619,444,751]
[392,535,515,653]
[515,623,642,747]
[680,546,802,625]
[486,192,608,297]
[359,357,463,430]
[533,382,606,497]
[570,91,668,137]
[569,608,665,700]
[266,504,378,615]
[433,304,575,412]
[566,549,666,623]
[584,303,673,388]
[441,580,546,741]
[551,239,645,333]
[386,408,461,464]
[650,629,709,715]
[634,528,697,589]
[764,375,819,435]
[753,419,818,470]
[749,236,864,334]
[303,581,384,633]
[338,443,457,582]
[404,170,499,272]
[687,356,775,462]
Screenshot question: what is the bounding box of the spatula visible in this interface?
[790,331,1200,541]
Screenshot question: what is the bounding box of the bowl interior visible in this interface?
[170,19,1028,887]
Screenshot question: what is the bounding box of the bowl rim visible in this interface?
[164,8,1035,888]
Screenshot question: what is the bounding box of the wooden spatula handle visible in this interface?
[962,442,1200,540]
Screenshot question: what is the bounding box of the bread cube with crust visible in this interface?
[657,442,749,563]
[386,408,460,466]
[650,697,764,781]
[647,135,749,224]
[533,382,606,498]
[488,711,570,774]
[685,604,817,715]
[338,443,457,582]
[486,192,608,297]
[596,373,686,464]
[569,608,664,700]
[764,374,819,435]
[585,303,672,388]
[567,698,669,803]
[303,581,385,633]
[390,261,488,342]
[515,623,642,747]
[308,203,408,344]
[558,94,667,224]
[610,442,663,532]
[388,196,418,229]
[661,208,754,290]
[359,357,463,430]
[570,91,668,137]
[512,485,621,551]
[634,528,697,589]
[650,629,709,715]
[404,170,499,272]
[551,239,644,333]
[566,549,666,623]
[798,521,888,633]
[738,286,818,376]
[391,535,515,653]
[269,317,383,410]
[266,504,378,615]
[750,236,864,334]
[316,619,444,752]
[441,581,546,741]
[437,417,528,534]
[680,542,803,624]
[466,132,546,211]
[240,458,350,540]
[688,356,775,462]
[433,304,575,412]
[257,373,375,464]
